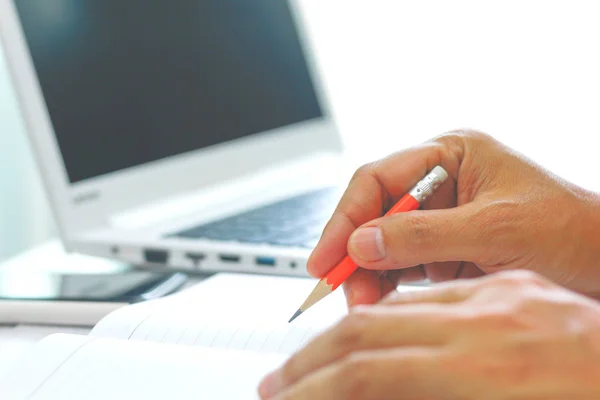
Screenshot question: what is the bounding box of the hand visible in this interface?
[259,270,600,399]
[307,130,600,306]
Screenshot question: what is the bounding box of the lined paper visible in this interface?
[126,315,316,355]
[91,273,351,355]
[91,273,428,356]
[0,334,285,400]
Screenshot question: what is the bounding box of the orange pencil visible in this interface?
[289,166,449,322]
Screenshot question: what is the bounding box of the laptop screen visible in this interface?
[14,1,324,183]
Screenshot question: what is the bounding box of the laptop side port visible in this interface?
[185,252,205,266]
[219,254,241,263]
[144,249,169,264]
[255,256,276,267]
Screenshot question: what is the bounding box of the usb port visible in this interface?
[219,254,240,263]
[255,256,276,267]
[144,249,169,264]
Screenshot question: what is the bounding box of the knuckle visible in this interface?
[454,300,530,335]
[351,163,376,182]
[465,306,520,329]
[473,304,535,333]
[334,310,372,353]
[432,131,465,147]
[461,129,493,143]
[492,269,546,287]
[437,128,492,144]
[338,207,363,230]
[280,354,301,385]
[429,133,464,162]
[432,129,495,165]
[427,129,497,180]
[431,129,492,151]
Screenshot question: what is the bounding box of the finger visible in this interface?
[265,306,452,394]
[418,172,463,282]
[424,261,463,282]
[456,262,486,279]
[306,135,465,278]
[347,203,485,270]
[342,268,382,307]
[380,278,476,305]
[343,270,400,307]
[383,270,440,302]
[379,273,398,299]
[388,266,427,283]
[269,348,440,400]
[342,269,412,309]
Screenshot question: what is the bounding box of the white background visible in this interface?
[1,0,600,259]
[300,0,600,188]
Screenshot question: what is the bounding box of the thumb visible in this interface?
[347,204,483,270]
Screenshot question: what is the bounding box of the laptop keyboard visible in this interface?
[168,187,340,249]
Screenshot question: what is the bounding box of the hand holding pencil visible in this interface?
[289,165,448,321]
[293,130,600,317]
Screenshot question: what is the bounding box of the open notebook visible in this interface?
[0,273,427,400]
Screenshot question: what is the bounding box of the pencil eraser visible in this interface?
[431,166,449,182]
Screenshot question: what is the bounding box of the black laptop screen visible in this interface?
[14,1,323,183]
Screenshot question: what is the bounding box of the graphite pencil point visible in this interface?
[288,309,302,323]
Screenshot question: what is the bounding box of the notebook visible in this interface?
[0,273,427,399]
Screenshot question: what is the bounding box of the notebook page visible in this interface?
[91,273,428,355]
[122,314,319,355]
[91,273,349,339]
[0,333,285,400]
[0,334,91,399]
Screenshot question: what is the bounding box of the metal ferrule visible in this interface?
[408,169,446,203]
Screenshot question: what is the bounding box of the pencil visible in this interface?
[289,166,449,322]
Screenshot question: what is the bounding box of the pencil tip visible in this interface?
[288,309,302,323]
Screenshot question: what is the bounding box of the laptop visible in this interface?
[0,1,349,277]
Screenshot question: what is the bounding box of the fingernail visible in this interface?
[258,370,284,399]
[349,227,386,261]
